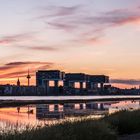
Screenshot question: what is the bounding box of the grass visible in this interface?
[1,110,140,140]
[0,119,117,140]
[103,110,140,135]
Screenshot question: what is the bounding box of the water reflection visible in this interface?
[36,104,64,119]
[0,100,140,132]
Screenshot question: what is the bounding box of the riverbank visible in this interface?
[1,110,140,140]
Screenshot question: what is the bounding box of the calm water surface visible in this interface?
[0,100,140,132]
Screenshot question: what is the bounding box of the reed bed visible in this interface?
[1,110,140,140]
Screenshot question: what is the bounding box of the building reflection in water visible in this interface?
[36,102,108,120]
[1,100,140,132]
[36,104,64,119]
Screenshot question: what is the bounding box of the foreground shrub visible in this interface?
[103,110,140,135]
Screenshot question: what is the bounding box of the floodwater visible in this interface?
[0,99,140,133]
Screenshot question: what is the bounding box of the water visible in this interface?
[0,99,140,133]
[0,95,140,101]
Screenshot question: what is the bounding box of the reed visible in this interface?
[0,118,117,140]
[2,110,140,140]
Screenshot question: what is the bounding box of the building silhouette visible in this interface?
[36,70,109,95]
[27,70,31,86]
[17,78,20,86]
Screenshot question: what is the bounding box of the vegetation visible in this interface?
[1,110,140,140]
[0,119,117,140]
[104,110,140,135]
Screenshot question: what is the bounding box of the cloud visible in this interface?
[47,22,76,31]
[0,33,34,45]
[37,6,140,45]
[0,61,54,79]
[37,5,81,19]
[1,5,140,52]
[36,5,82,32]
[0,32,59,52]
[40,6,140,29]
[17,45,59,52]
[70,35,105,46]
[111,79,140,85]
[52,6,80,17]
[93,7,140,26]
[29,46,59,51]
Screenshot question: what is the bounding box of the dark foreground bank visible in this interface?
[1,110,140,140]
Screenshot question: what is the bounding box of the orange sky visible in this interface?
[0,0,140,89]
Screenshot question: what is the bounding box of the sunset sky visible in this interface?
[0,0,140,88]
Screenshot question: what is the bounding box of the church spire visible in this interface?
[17,78,20,86]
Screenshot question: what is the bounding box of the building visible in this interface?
[36,70,65,95]
[36,70,110,95]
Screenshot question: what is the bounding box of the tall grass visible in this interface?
[0,119,117,140]
[1,110,140,140]
[103,110,140,135]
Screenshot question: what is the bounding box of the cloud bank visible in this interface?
[0,61,54,79]
[111,79,140,85]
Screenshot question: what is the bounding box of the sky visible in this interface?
[0,0,140,88]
